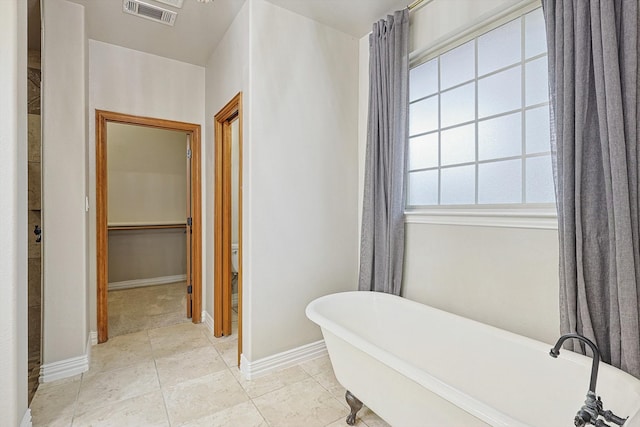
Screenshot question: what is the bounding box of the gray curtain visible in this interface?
[358,9,409,295]
[543,0,640,378]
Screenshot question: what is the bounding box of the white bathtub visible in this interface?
[306,291,640,427]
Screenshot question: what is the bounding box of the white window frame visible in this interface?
[405,0,557,230]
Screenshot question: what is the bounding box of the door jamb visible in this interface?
[213,93,243,366]
[96,110,202,344]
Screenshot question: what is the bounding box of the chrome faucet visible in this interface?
[549,333,627,427]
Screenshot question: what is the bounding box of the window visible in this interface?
[407,8,554,209]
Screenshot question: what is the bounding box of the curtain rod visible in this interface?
[408,0,434,11]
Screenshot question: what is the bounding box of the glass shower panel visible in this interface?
[478,66,521,118]
[410,58,438,101]
[441,165,475,205]
[441,82,475,128]
[409,133,439,170]
[440,40,475,90]
[478,159,522,204]
[478,19,521,76]
[478,112,521,160]
[410,95,439,136]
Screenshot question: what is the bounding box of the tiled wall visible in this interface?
[27,49,41,403]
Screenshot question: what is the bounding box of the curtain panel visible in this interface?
[358,9,409,295]
[543,0,640,378]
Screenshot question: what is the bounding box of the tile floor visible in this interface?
[108,282,189,337]
[29,322,389,427]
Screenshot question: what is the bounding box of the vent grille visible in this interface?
[123,0,177,26]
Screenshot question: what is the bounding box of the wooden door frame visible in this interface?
[214,93,243,365]
[96,110,202,344]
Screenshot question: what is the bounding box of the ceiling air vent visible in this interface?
[123,0,177,26]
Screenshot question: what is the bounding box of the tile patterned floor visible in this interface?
[108,282,190,337]
[30,322,389,427]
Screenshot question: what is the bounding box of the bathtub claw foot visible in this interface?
[345,390,363,426]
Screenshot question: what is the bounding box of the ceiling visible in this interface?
[266,0,409,38]
[30,0,409,66]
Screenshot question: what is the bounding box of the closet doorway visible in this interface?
[214,93,242,365]
[96,111,202,344]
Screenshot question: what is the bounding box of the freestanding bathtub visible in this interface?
[306,291,640,427]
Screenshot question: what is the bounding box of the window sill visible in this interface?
[404,206,558,230]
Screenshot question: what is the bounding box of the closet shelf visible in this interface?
[107,223,186,231]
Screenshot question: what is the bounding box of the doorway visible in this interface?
[214,93,243,365]
[96,111,202,343]
[27,49,42,404]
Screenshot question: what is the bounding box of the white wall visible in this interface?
[41,0,89,366]
[108,229,186,283]
[403,224,559,342]
[409,0,524,56]
[204,0,250,323]
[206,0,360,361]
[89,40,205,332]
[247,0,359,360]
[358,0,560,344]
[0,1,28,424]
[107,123,187,225]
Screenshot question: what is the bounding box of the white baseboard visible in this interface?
[240,340,327,380]
[20,409,32,427]
[203,310,214,333]
[90,331,98,346]
[39,353,89,383]
[108,274,186,291]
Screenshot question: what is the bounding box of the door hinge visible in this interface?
[186,147,192,159]
[187,284,192,294]
[187,217,192,226]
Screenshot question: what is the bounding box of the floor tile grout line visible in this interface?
[308,372,353,426]
[66,376,83,427]
[34,321,373,427]
[248,395,273,427]
[150,335,174,427]
[74,326,167,424]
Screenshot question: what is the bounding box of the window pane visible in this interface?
[525,56,549,106]
[478,19,521,76]
[525,9,547,59]
[526,155,555,203]
[440,40,475,90]
[441,124,474,166]
[478,159,522,204]
[526,106,551,154]
[478,112,521,160]
[410,58,438,101]
[410,96,438,136]
[408,170,438,206]
[478,66,521,118]
[406,7,550,208]
[409,133,438,170]
[441,82,475,128]
[441,165,475,205]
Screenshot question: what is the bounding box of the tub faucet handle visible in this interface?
[602,410,628,426]
[573,392,626,427]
